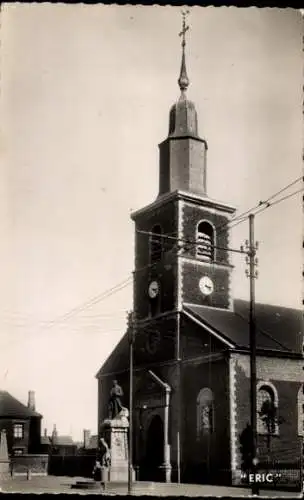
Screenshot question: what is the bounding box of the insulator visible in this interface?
[245,256,249,265]
[245,240,249,247]
[255,271,259,279]
[255,241,259,250]
[255,258,258,266]
[240,245,244,253]
[245,269,249,277]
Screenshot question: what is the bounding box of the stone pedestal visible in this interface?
[100,408,135,482]
[0,429,10,479]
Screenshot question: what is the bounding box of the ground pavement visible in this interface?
[0,476,302,497]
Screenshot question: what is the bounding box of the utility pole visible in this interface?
[245,214,259,495]
[128,312,135,495]
[176,311,181,484]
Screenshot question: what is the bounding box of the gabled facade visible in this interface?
[96,23,303,487]
[0,390,42,456]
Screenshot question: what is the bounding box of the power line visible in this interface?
[249,186,304,219]
[214,175,303,234]
[42,278,132,330]
[137,179,303,254]
[2,176,301,352]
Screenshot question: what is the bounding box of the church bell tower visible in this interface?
[131,14,236,348]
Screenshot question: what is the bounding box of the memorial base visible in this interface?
[0,460,10,480]
[0,429,10,480]
[100,408,135,483]
[108,464,135,482]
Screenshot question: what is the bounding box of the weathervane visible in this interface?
[178,9,190,94]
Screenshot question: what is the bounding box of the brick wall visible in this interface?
[134,314,177,367]
[179,201,233,309]
[181,260,231,309]
[29,416,42,454]
[181,204,231,265]
[134,199,178,319]
[180,357,231,483]
[0,418,30,455]
[48,454,95,478]
[232,352,303,472]
[11,454,49,476]
[180,314,226,358]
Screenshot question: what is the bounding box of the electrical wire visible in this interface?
[211,175,303,235]
[137,178,303,254]
[1,176,302,355]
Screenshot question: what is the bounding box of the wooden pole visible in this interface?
[249,214,259,496]
[128,314,135,495]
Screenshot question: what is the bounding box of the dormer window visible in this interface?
[196,221,215,262]
[150,225,163,263]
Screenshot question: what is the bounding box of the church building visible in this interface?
[96,21,303,487]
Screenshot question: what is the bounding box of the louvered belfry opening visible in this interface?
[150,225,163,263]
[196,221,214,262]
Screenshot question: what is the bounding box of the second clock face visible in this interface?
[146,330,161,355]
[199,276,214,296]
[148,281,160,299]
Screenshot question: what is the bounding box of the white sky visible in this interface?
[0,5,302,441]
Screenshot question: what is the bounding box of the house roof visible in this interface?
[87,435,98,449]
[184,299,303,355]
[0,391,42,418]
[41,436,51,445]
[52,436,76,446]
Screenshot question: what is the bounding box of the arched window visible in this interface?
[150,225,163,263]
[196,221,215,262]
[257,382,279,435]
[297,384,304,436]
[196,388,214,439]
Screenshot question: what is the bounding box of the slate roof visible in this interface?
[41,435,51,445]
[184,299,303,355]
[0,391,42,419]
[96,299,303,378]
[87,435,98,449]
[52,436,76,446]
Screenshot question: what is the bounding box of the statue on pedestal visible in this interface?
[108,380,123,420]
[99,383,134,483]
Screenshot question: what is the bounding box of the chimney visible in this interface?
[44,428,47,438]
[27,390,36,411]
[83,429,91,449]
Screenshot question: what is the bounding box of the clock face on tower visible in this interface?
[148,280,160,299]
[199,276,214,296]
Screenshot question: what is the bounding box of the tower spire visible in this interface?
[178,10,190,96]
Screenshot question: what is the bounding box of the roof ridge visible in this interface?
[234,298,302,313]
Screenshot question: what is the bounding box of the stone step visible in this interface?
[104,481,155,491]
[71,480,103,490]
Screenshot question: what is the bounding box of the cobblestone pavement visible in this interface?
[0,476,302,497]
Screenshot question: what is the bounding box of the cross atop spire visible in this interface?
[178,10,190,95]
[179,9,190,48]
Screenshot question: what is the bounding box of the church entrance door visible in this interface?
[142,415,164,481]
